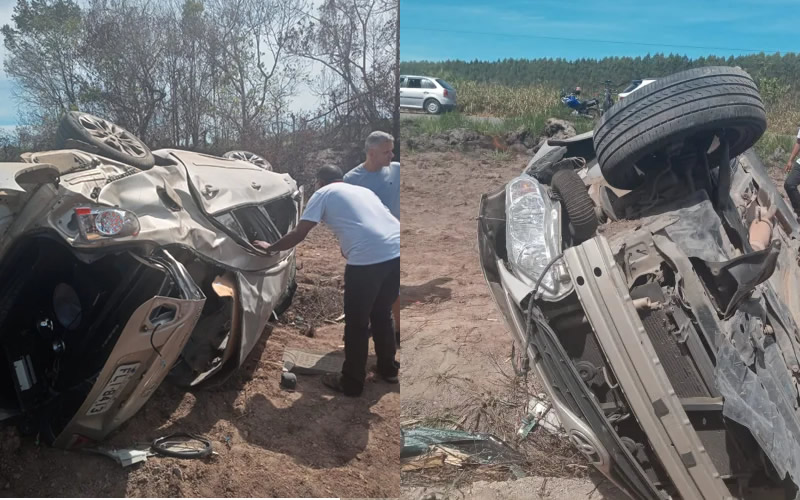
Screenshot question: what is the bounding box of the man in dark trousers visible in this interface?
[344,131,401,346]
[253,165,400,396]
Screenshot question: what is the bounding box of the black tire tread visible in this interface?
[593,67,766,190]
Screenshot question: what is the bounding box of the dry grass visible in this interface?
[401,365,588,486]
[280,282,343,330]
[450,80,560,117]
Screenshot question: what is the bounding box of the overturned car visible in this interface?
[0,112,300,448]
[479,66,800,498]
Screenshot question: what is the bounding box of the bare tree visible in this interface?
[205,0,305,146]
[1,0,86,122]
[81,0,169,141]
[292,0,397,138]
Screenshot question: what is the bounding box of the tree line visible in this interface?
[400,52,800,98]
[1,0,398,167]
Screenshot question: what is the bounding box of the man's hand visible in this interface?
[788,160,796,174]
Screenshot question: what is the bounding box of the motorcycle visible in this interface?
[560,89,600,118]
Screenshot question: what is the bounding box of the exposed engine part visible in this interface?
[632,297,662,311]
[36,316,55,339]
[53,283,82,331]
[692,239,780,317]
[748,205,776,251]
[574,361,597,382]
[51,339,65,354]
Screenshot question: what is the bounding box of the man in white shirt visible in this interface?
[344,131,401,345]
[785,127,800,218]
[254,165,400,396]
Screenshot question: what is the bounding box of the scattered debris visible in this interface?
[82,445,155,467]
[280,372,297,390]
[282,347,345,375]
[402,427,525,470]
[151,433,213,459]
[518,394,563,439]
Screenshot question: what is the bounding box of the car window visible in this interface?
[436,79,454,90]
[421,79,437,89]
[399,78,408,88]
[407,78,422,89]
[214,195,298,249]
[263,195,297,236]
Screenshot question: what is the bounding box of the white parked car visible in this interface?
[399,75,457,114]
[617,78,656,101]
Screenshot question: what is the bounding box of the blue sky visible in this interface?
[401,0,800,62]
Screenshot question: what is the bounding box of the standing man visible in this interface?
[785,126,800,219]
[253,165,399,397]
[344,131,401,345]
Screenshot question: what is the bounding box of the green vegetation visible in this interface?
[402,54,800,160]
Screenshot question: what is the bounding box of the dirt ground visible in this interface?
[398,149,618,499]
[0,227,399,498]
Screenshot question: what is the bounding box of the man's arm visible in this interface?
[253,220,317,253]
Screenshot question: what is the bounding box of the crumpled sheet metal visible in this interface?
[6,149,299,375]
[644,191,735,262]
[716,329,800,489]
[642,191,800,493]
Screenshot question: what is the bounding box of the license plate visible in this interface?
[86,363,140,416]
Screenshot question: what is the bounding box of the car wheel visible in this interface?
[551,168,598,243]
[223,150,273,171]
[593,66,766,190]
[424,99,441,114]
[57,111,155,170]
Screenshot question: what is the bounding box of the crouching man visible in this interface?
[254,165,400,396]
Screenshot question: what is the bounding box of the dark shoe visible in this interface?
[371,364,399,384]
[322,373,361,397]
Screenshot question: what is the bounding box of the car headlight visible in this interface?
[75,207,140,240]
[505,174,561,293]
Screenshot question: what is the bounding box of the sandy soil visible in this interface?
[0,227,400,498]
[398,149,614,497]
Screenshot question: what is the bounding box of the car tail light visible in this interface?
[75,207,140,240]
[443,89,449,98]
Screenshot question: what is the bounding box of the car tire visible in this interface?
[223,150,273,171]
[57,111,155,170]
[551,168,598,243]
[424,99,441,114]
[593,66,766,190]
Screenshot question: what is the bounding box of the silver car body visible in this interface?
[400,74,457,113]
[0,147,299,447]
[479,131,800,498]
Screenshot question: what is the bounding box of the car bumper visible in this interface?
[477,190,662,500]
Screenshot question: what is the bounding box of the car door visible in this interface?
[420,78,440,104]
[403,78,425,109]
